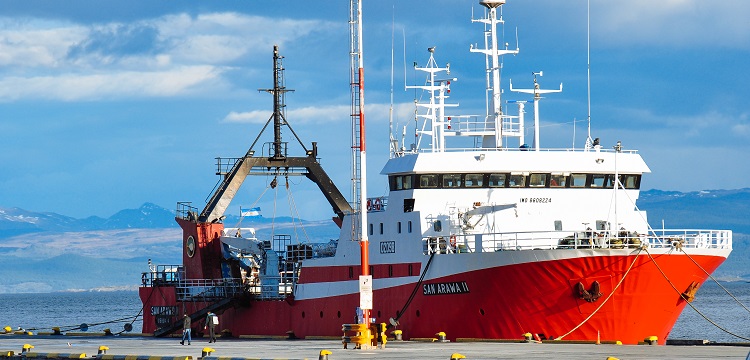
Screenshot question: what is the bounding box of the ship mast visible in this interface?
[349,0,371,326]
[471,0,518,149]
[509,71,562,151]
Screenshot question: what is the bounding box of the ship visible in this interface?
[139,0,732,345]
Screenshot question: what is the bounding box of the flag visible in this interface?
[240,207,261,217]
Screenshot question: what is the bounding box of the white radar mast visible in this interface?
[509,71,562,151]
[470,0,519,149]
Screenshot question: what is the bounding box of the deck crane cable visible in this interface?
[232,179,273,230]
[614,181,750,339]
[271,175,279,238]
[643,247,750,342]
[614,179,750,316]
[555,246,643,341]
[680,248,750,315]
[388,251,436,330]
[284,176,313,244]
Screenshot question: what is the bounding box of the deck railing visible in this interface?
[423,229,732,255]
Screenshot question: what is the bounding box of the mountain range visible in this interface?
[0,188,748,293]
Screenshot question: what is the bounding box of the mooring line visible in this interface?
[644,247,750,342]
[679,247,750,315]
[556,246,643,341]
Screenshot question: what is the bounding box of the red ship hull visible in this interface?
[140,249,726,345]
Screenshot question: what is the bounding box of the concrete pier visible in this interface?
[0,336,748,360]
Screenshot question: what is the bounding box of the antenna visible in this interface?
[471,0,519,149]
[389,7,397,158]
[509,71,562,151]
[585,0,594,151]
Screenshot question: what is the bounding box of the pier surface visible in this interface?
[1,336,748,360]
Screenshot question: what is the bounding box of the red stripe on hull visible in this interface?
[141,252,725,344]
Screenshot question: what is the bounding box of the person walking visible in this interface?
[204,312,217,343]
[180,314,191,345]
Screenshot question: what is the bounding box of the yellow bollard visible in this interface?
[523,332,533,342]
[435,331,448,343]
[201,347,215,357]
[450,353,466,360]
[391,329,403,341]
[98,346,109,355]
[22,344,34,353]
[615,341,622,345]
[644,336,658,345]
[318,349,332,360]
[606,357,620,360]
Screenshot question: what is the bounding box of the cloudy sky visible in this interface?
[1,0,749,220]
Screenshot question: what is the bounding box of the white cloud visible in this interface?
[223,102,417,126]
[0,12,335,101]
[0,19,88,67]
[592,0,750,49]
[0,66,222,101]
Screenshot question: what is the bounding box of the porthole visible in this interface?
[416,310,420,318]
[479,308,485,316]
[302,311,305,318]
[337,311,341,318]
[320,311,324,318]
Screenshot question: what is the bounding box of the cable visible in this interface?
[556,246,643,340]
[680,247,750,315]
[389,252,436,329]
[644,247,750,341]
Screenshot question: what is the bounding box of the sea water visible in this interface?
[1,291,143,334]
[1,282,749,342]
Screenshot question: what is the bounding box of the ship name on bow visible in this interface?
[423,281,470,296]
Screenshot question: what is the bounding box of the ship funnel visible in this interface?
[480,0,506,8]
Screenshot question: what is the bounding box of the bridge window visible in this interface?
[488,173,507,187]
[570,174,587,188]
[397,221,402,234]
[550,174,567,187]
[408,221,413,233]
[465,173,484,187]
[590,174,607,188]
[379,223,384,235]
[419,174,439,188]
[508,174,526,187]
[368,223,373,236]
[442,174,462,188]
[621,174,640,189]
[529,173,548,187]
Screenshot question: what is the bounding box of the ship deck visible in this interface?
[1,335,747,360]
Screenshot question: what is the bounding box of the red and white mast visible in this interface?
[349,0,371,326]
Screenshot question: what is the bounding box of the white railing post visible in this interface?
[475,234,483,253]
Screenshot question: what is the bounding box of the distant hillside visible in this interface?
[0,203,175,239]
[0,203,312,239]
[637,188,750,233]
[1,189,749,292]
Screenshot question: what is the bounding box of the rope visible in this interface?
[232,183,272,229]
[389,252,437,329]
[643,247,750,341]
[556,246,643,340]
[680,247,750,315]
[284,177,313,244]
